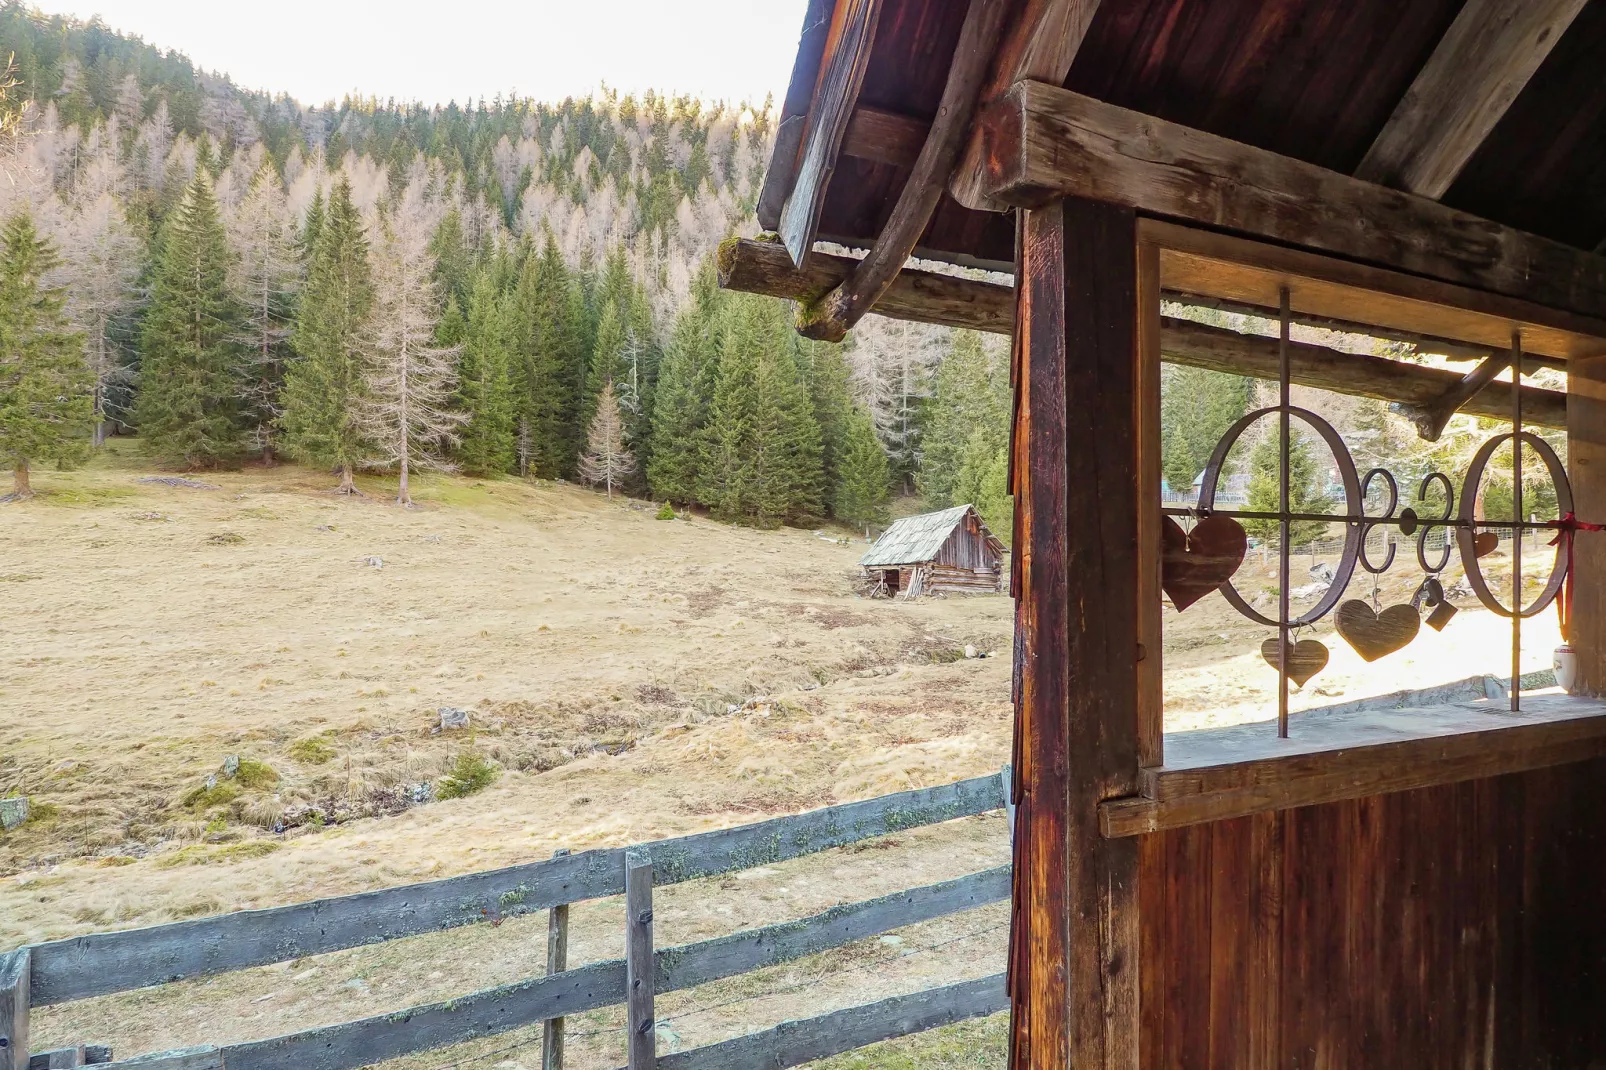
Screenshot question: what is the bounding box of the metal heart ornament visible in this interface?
[1260,637,1330,687]
[1335,599,1421,662]
[1473,531,1499,558]
[1161,515,1248,612]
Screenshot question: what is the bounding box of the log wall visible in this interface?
[1138,759,1606,1069]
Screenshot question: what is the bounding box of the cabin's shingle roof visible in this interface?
[860,505,999,567]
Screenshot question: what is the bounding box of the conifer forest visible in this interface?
[0,2,1017,535]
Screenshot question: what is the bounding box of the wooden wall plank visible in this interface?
[1569,354,1606,694]
[1137,761,1606,1069]
[978,81,1606,321]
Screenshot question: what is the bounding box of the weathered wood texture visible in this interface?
[92,866,1010,1070]
[1,949,27,1070]
[796,0,1011,342]
[1355,0,1589,198]
[779,0,882,266]
[542,849,571,1070]
[25,773,1002,1005]
[624,852,655,1069]
[1008,199,1142,1070]
[657,974,1007,1070]
[1102,694,1606,837]
[1140,761,1606,1067]
[978,81,1606,320]
[840,105,928,167]
[950,0,1102,210]
[716,238,1570,429]
[27,1049,81,1069]
[1571,354,1606,695]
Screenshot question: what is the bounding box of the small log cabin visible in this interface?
[860,503,1006,596]
[722,0,1606,1067]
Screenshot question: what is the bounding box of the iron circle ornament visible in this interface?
[1358,467,1398,574]
[1197,405,1363,628]
[1456,431,1572,618]
[1416,472,1456,574]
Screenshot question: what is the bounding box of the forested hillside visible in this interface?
[0,0,1016,533]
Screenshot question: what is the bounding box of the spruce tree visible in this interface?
[453,271,516,475]
[832,404,890,532]
[509,232,579,477]
[1244,428,1334,549]
[137,172,244,468]
[918,330,1009,508]
[280,177,374,493]
[0,213,92,498]
[954,429,1012,546]
[647,265,722,506]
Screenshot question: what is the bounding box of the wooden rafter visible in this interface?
[1355,0,1588,199]
[1390,350,1513,442]
[976,81,1606,321]
[795,0,1012,342]
[778,0,884,267]
[950,0,1103,211]
[717,237,1568,431]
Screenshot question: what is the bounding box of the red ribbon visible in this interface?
[1546,512,1606,643]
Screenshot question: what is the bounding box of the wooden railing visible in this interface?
[2,769,1015,1070]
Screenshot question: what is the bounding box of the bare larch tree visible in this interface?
[578,381,635,499]
[359,202,463,506]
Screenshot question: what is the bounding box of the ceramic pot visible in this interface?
[1554,644,1579,692]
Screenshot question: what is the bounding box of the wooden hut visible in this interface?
[722,1,1606,1066]
[861,504,1005,596]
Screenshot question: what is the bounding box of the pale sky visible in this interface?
[27,0,811,108]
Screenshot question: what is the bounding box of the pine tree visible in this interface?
[509,231,580,477]
[137,172,244,468]
[453,271,516,475]
[359,209,465,506]
[953,429,1012,547]
[280,177,374,493]
[0,212,92,498]
[832,404,890,532]
[918,330,1007,508]
[227,163,301,462]
[578,381,635,498]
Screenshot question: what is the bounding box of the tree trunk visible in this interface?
[12,459,31,499]
[338,463,355,495]
[398,455,411,508]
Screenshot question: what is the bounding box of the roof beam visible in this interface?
[795,0,1013,342]
[949,0,1103,210]
[977,81,1606,320]
[717,238,1566,431]
[1355,0,1588,199]
[778,0,884,267]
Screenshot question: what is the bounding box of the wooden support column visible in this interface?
[1569,355,1606,695]
[1,948,28,1070]
[1009,198,1142,1070]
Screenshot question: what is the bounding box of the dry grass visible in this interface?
[1,441,1556,1067]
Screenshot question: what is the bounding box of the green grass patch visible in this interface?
[288,737,337,765]
[37,483,139,507]
[233,758,279,789]
[182,781,240,810]
[436,750,499,800]
[157,841,281,868]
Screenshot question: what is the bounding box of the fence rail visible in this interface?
[9,770,1014,1070]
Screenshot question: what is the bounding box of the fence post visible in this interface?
[1,947,28,1070]
[541,848,571,1070]
[624,850,655,1070]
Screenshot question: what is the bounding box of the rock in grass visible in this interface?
[438,706,471,731]
[0,797,29,830]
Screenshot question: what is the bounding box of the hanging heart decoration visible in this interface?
[1259,637,1330,686]
[1334,599,1421,662]
[1161,515,1248,612]
[1473,531,1499,558]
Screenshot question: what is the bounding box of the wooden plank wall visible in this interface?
[1138,759,1606,1068]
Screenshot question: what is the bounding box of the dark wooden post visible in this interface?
[1008,199,1143,1070]
[624,850,655,1070]
[1569,354,1606,694]
[542,848,571,1070]
[1,948,28,1070]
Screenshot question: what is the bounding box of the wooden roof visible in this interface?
[760,0,1606,275]
[860,504,1004,567]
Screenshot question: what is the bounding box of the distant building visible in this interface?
[859,504,1005,598]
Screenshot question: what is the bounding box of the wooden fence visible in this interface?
[1,768,1015,1070]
